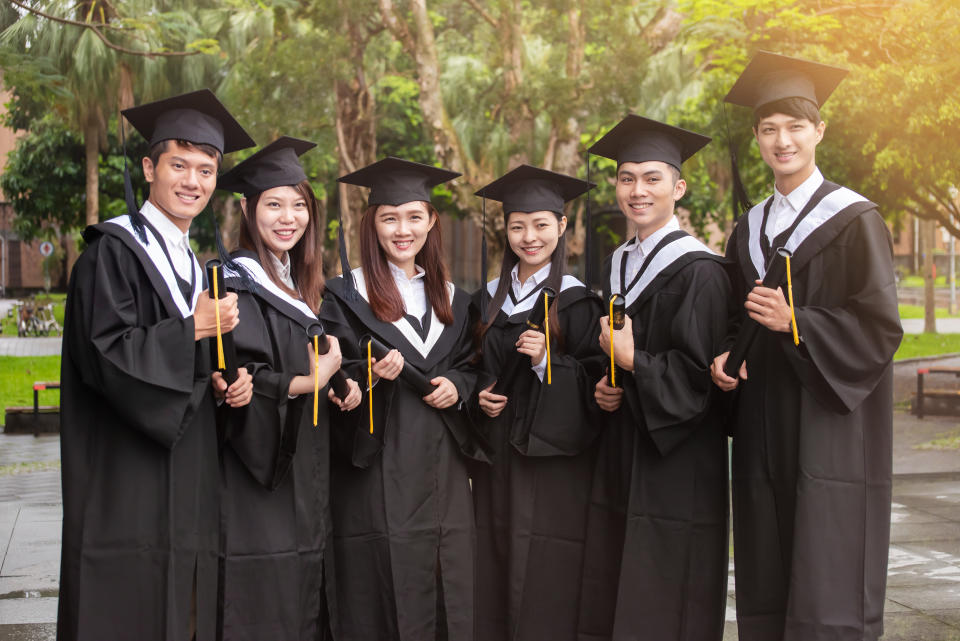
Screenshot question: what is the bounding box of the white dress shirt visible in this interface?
[510,262,552,380]
[140,200,195,283]
[623,215,681,286]
[269,251,295,290]
[766,167,824,243]
[389,261,428,319]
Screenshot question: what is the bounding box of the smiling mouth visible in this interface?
[393,240,413,250]
[628,202,653,211]
[520,246,543,255]
[274,230,297,240]
[775,152,796,161]
[176,192,200,203]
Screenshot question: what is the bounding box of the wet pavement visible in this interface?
[2,420,959,639]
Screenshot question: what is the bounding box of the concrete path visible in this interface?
[903,318,960,334]
[0,339,61,358]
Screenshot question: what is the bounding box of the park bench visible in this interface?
[914,367,960,418]
[3,381,60,435]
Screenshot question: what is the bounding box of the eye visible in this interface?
[295,201,307,208]
[619,175,633,184]
[172,162,184,169]
[648,176,660,183]
[200,169,213,177]
[509,225,522,232]
[537,223,549,229]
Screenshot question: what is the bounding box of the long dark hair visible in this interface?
[359,201,454,325]
[480,210,566,347]
[238,180,325,314]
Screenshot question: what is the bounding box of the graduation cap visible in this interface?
[118,89,254,243]
[218,136,316,198]
[588,114,712,172]
[474,164,594,217]
[475,165,594,321]
[724,50,848,111]
[336,157,461,299]
[121,88,255,155]
[337,156,461,206]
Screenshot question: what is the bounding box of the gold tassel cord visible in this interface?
[313,335,320,427]
[212,265,226,370]
[609,295,616,387]
[543,292,552,385]
[785,254,800,346]
[367,340,374,434]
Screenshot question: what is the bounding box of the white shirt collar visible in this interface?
[628,215,681,257]
[269,251,294,289]
[140,200,191,252]
[510,261,551,290]
[774,167,824,213]
[388,261,425,282]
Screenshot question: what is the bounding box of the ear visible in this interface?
[239,197,248,217]
[815,120,826,144]
[557,215,568,236]
[427,210,438,232]
[673,178,687,202]
[142,156,155,183]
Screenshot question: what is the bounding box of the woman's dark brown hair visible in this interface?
[238,180,325,314]
[359,201,454,325]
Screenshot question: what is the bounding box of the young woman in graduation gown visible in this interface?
[216,137,362,640]
[470,166,604,641]
[320,157,491,641]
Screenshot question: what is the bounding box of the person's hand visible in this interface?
[371,349,403,382]
[423,376,458,409]
[710,351,747,392]
[478,382,508,417]
[328,377,362,411]
[316,335,343,384]
[745,279,792,332]
[212,368,253,407]
[598,315,635,371]
[194,291,239,341]
[516,329,546,366]
[594,375,623,412]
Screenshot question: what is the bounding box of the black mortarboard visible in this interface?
[337,157,461,206]
[475,165,594,217]
[724,51,848,111]
[217,136,316,198]
[121,88,255,154]
[588,115,711,171]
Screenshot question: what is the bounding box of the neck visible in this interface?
[148,196,192,234]
[517,260,549,284]
[391,258,417,279]
[636,214,674,242]
[774,164,816,196]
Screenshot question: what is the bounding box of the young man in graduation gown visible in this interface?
[710,52,903,641]
[470,166,604,641]
[58,90,255,641]
[578,116,732,641]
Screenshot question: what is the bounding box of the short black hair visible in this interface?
[753,97,821,128]
[148,139,223,169]
[668,165,681,185]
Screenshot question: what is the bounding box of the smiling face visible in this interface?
[615,160,686,240]
[506,210,567,280]
[247,185,310,259]
[142,140,219,232]
[754,112,825,193]
[373,201,437,276]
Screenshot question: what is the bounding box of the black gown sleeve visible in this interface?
[623,260,732,456]
[516,292,605,456]
[69,235,204,449]
[782,211,903,412]
[224,291,300,489]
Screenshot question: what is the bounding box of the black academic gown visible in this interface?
[469,275,604,641]
[59,216,219,641]
[577,230,732,641]
[319,269,491,641]
[217,251,335,641]
[725,180,903,641]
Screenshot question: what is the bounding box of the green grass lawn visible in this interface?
[0,355,62,426]
[900,275,949,288]
[1,293,66,336]
[898,304,960,319]
[895,333,960,361]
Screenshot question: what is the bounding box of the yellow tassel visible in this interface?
[543,291,552,385]
[313,335,320,427]
[367,340,374,434]
[212,265,226,370]
[609,296,616,387]
[785,254,800,346]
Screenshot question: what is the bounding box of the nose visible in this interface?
[277,206,295,223]
[396,218,411,236]
[182,170,199,189]
[522,226,537,243]
[775,127,791,148]
[630,179,647,198]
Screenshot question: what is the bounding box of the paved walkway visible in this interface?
[903,318,960,334]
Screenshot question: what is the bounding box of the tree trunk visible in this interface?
[923,217,937,334]
[84,114,100,226]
